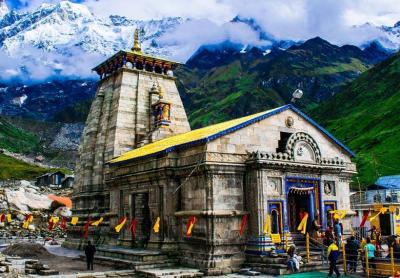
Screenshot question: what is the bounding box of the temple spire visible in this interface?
[132,28,142,53]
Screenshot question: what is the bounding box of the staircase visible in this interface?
[80,246,204,278]
[244,233,329,275]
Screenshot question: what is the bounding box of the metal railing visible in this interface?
[351,189,400,208]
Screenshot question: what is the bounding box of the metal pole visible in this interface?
[342,242,347,275]
[285,232,289,251]
[306,233,310,262]
[391,246,395,278]
[365,247,370,278]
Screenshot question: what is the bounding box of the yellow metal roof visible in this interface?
[108,103,355,165]
[108,106,284,164]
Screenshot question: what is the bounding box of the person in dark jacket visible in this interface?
[346,236,360,272]
[84,240,96,270]
[327,238,341,277]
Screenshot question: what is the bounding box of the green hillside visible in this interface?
[309,51,400,186]
[0,153,70,180]
[0,116,42,154]
[178,38,383,128]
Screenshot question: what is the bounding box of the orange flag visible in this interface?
[115,217,127,233]
[186,216,196,237]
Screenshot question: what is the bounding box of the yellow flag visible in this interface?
[263,214,271,235]
[91,217,103,226]
[297,213,308,234]
[22,215,33,229]
[369,212,381,222]
[52,216,60,224]
[153,217,160,233]
[187,222,195,236]
[6,214,12,223]
[115,217,127,233]
[71,216,79,225]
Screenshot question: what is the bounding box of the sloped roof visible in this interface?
[109,104,355,165]
[368,175,400,190]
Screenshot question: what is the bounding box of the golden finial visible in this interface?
[132,28,142,53]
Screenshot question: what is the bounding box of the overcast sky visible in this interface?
[7,0,400,27]
[3,0,400,82]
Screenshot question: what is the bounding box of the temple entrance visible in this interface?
[286,177,321,233]
[288,191,312,232]
[131,193,151,247]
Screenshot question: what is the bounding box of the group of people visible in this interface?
[286,216,400,277]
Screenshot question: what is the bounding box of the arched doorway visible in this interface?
[268,202,283,234]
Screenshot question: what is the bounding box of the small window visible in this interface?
[276,132,292,153]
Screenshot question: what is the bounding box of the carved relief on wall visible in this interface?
[323,181,336,196]
[286,132,322,163]
[266,177,282,196]
[294,142,315,162]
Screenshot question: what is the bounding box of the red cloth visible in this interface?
[129,218,138,236]
[360,210,370,227]
[60,217,67,231]
[240,214,248,236]
[83,217,91,239]
[0,214,5,222]
[48,219,55,231]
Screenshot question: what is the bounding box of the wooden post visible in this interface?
[342,242,347,275]
[391,247,395,278]
[306,232,310,262]
[365,247,370,278]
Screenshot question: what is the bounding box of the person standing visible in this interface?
[84,240,96,270]
[346,236,360,273]
[327,239,341,277]
[333,220,342,247]
[365,237,376,271]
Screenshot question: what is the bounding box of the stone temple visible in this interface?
[68,30,357,274]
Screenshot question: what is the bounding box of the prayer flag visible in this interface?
[115,217,127,233]
[360,210,369,227]
[297,212,308,234]
[22,214,33,229]
[186,216,196,237]
[129,218,138,236]
[6,214,11,223]
[0,214,5,222]
[91,217,103,226]
[153,217,160,233]
[240,214,248,236]
[60,217,67,231]
[52,217,60,224]
[48,217,55,231]
[83,217,91,239]
[263,214,271,235]
[71,216,79,225]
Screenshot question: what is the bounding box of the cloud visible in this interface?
[158,19,267,60]
[0,46,102,83]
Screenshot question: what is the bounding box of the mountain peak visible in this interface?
[0,0,9,18]
[394,21,400,28]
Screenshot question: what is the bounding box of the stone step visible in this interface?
[96,247,168,263]
[249,262,329,275]
[80,254,176,269]
[136,267,203,278]
[76,270,136,278]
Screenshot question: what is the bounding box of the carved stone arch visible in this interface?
[285,132,322,163]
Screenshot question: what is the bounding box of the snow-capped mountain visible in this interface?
[377,21,400,50]
[0,0,8,19]
[0,1,183,58]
